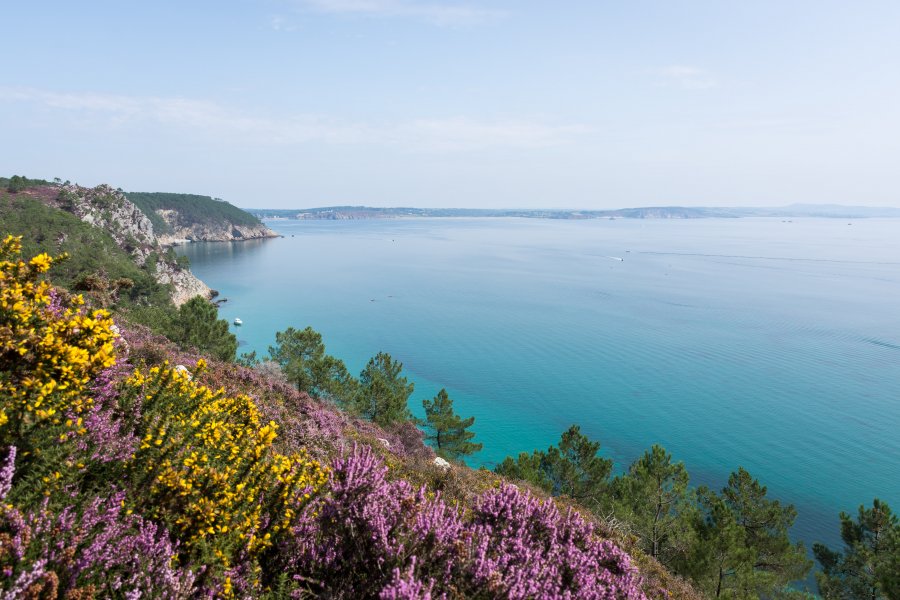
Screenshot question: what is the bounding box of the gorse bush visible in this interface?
[0,236,115,427]
[0,235,116,480]
[125,360,328,579]
[0,239,192,597]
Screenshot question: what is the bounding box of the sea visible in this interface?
[176,216,900,553]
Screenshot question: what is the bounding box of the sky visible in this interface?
[2,1,899,209]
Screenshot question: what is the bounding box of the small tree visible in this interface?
[677,468,811,598]
[495,425,612,510]
[6,175,27,193]
[170,296,237,362]
[268,326,354,402]
[613,444,692,565]
[814,499,900,600]
[421,388,482,460]
[351,352,414,426]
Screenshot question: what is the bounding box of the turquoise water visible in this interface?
[178,217,900,551]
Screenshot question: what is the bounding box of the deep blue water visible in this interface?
[177,217,900,552]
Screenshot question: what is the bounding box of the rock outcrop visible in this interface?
[58,184,211,306]
[62,184,157,265]
[156,216,277,245]
[154,259,212,306]
[124,192,278,245]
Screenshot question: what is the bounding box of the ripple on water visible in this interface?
[179,217,900,554]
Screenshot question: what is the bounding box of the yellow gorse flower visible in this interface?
[0,236,116,447]
[127,360,328,566]
[28,252,53,273]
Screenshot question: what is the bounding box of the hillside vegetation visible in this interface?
[0,188,172,309]
[127,191,264,232]
[0,237,685,599]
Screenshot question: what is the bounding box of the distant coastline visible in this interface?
[246,203,900,221]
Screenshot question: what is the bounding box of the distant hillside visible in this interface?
[732,203,900,218]
[126,191,277,243]
[249,204,900,220]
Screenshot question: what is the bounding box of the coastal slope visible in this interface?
[126,191,278,243]
[1,181,210,306]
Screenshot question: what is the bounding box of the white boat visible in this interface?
[233,318,243,326]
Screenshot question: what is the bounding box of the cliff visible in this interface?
[57,184,211,305]
[126,191,278,244]
[155,213,276,245]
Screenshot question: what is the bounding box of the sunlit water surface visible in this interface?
[178,217,900,553]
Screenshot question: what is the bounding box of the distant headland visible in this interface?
[247,203,900,220]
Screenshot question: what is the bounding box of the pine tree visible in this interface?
[170,296,237,361]
[421,388,482,460]
[613,444,692,565]
[268,326,354,402]
[495,425,612,510]
[814,499,900,600]
[352,352,414,426]
[677,468,811,599]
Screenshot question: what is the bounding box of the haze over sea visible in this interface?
[178,217,900,551]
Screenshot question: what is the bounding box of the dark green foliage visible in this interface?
[1,175,54,193]
[814,499,900,600]
[612,444,693,566]
[351,351,414,426]
[6,175,27,193]
[167,296,237,361]
[676,468,811,599]
[421,388,482,460]
[126,192,263,233]
[268,326,355,402]
[495,425,612,509]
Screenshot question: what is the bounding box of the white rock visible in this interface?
[377,438,391,449]
[433,457,451,470]
[174,365,193,380]
[109,324,129,355]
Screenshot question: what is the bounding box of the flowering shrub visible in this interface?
[71,360,140,464]
[124,360,329,582]
[0,446,194,599]
[287,445,648,600]
[0,235,115,448]
[471,484,646,599]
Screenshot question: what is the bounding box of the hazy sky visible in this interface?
[2,1,899,209]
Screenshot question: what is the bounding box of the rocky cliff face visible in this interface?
[58,184,211,306]
[154,259,212,306]
[154,209,278,245]
[62,184,157,265]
